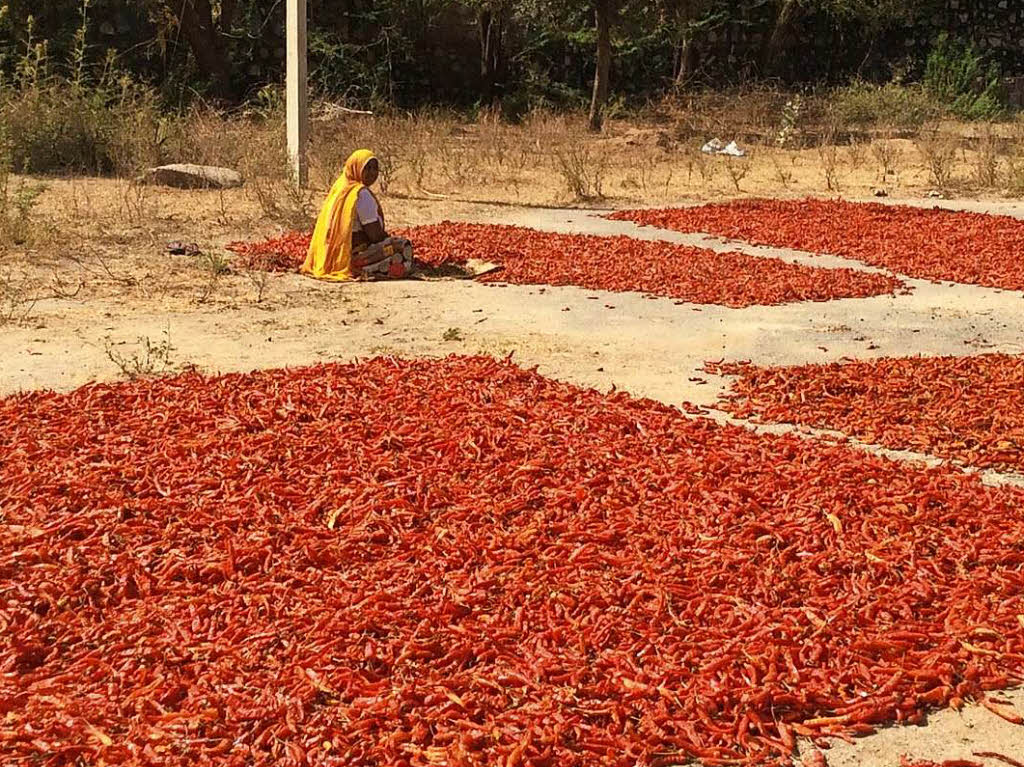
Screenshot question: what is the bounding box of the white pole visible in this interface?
[286,0,309,188]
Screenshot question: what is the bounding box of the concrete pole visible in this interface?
[286,0,309,188]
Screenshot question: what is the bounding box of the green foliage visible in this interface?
[0,0,1018,171]
[831,80,941,128]
[0,3,164,174]
[0,119,43,247]
[924,33,1008,121]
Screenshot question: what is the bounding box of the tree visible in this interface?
[476,0,510,104]
[665,0,723,86]
[159,0,239,98]
[588,0,613,131]
[761,0,928,75]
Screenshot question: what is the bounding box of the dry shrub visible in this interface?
[115,178,156,226]
[971,124,1001,189]
[104,330,176,380]
[667,87,790,142]
[620,147,658,194]
[845,137,868,170]
[725,155,752,192]
[770,152,796,189]
[871,138,904,181]
[554,142,607,200]
[239,122,317,228]
[364,114,416,194]
[547,115,607,200]
[0,268,38,326]
[171,108,268,170]
[1010,122,1024,197]
[917,126,960,190]
[817,130,843,192]
[693,149,716,187]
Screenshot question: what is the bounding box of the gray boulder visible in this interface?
[140,164,244,190]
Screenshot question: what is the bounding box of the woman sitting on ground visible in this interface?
[302,149,414,281]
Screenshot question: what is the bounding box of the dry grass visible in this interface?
[2,104,1020,322]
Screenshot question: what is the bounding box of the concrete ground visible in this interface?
[2,198,1023,765]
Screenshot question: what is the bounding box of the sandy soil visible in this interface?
[2,179,1024,765]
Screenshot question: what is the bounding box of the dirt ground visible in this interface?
[2,176,1024,765]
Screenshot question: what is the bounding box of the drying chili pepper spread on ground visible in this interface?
[2,356,1024,766]
[227,222,901,307]
[707,354,1024,474]
[609,200,1024,291]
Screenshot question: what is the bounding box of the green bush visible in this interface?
[924,34,1008,121]
[0,13,165,175]
[2,84,164,174]
[830,81,941,129]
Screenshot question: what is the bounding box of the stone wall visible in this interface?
[908,0,1024,72]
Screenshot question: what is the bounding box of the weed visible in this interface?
[199,251,231,276]
[918,128,960,189]
[237,122,317,227]
[438,141,472,188]
[443,327,463,342]
[1010,160,1024,197]
[972,125,1001,189]
[246,166,316,229]
[775,94,803,149]
[817,135,843,192]
[245,267,271,304]
[117,178,154,226]
[0,177,43,247]
[104,330,176,379]
[0,269,38,326]
[1,6,164,175]
[693,149,715,186]
[725,156,751,192]
[62,250,135,287]
[195,250,231,305]
[770,153,794,189]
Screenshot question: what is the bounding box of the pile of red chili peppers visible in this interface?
[227,222,901,307]
[228,230,313,273]
[610,200,1024,290]
[707,354,1024,474]
[3,356,1023,766]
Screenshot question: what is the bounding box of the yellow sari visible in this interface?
[302,149,378,282]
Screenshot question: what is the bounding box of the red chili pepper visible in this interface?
[228,221,902,307]
[706,354,1024,473]
[610,199,1024,291]
[973,753,1024,767]
[2,356,1024,766]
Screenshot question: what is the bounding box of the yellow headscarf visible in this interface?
[302,149,378,282]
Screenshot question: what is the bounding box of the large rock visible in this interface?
[140,164,244,190]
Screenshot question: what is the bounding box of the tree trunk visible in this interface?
[672,2,695,87]
[762,0,799,76]
[675,30,697,86]
[588,0,612,133]
[479,6,504,106]
[174,0,235,98]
